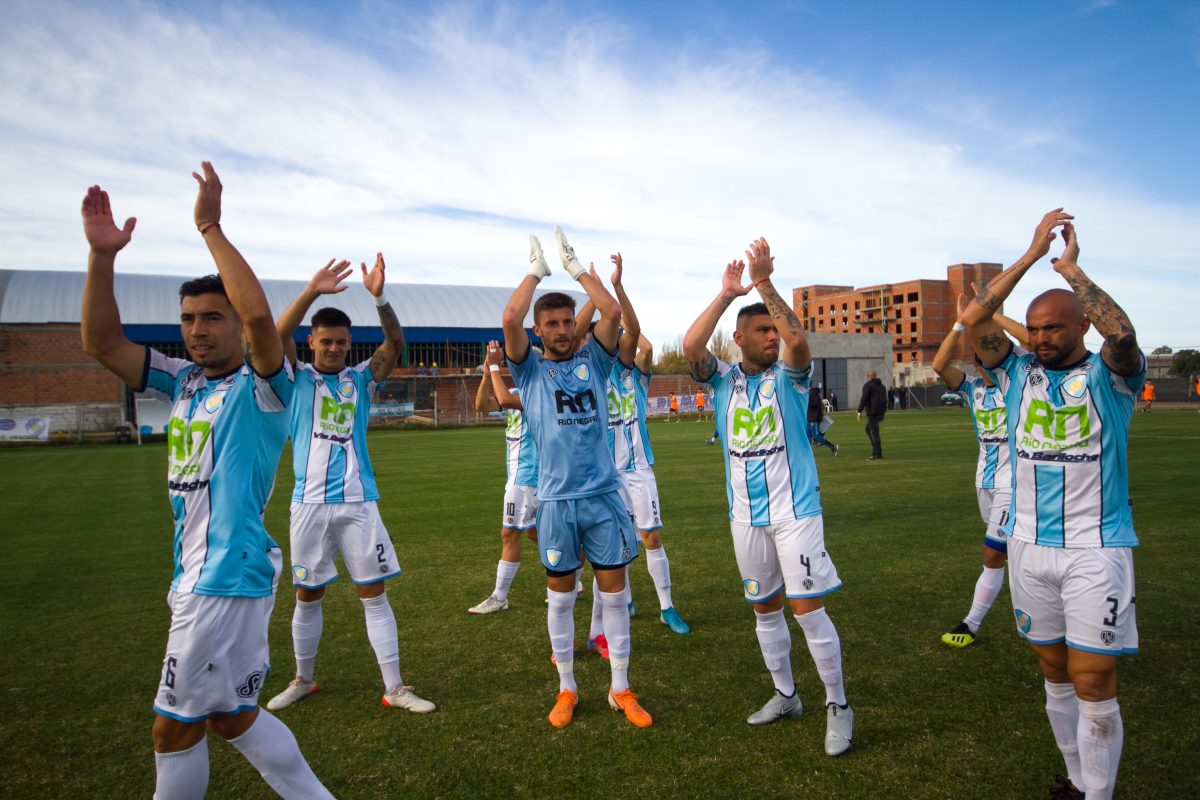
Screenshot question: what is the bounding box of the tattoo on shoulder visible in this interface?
[689,352,717,382]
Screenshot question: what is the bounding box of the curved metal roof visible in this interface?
[0,269,584,329]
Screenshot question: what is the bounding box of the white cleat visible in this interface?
[265,677,317,711]
[382,686,437,714]
[554,226,585,279]
[747,690,803,725]
[529,235,550,280]
[825,703,854,756]
[468,595,510,615]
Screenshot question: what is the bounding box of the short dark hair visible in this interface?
[310,307,352,330]
[533,292,576,323]
[178,274,226,300]
[737,302,770,324]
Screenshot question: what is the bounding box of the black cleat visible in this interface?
[1048,776,1084,799]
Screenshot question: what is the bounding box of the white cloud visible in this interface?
[1,0,1197,354]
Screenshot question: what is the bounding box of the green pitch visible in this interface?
[2,409,1197,798]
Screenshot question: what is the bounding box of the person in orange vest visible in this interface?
[695,389,708,421]
[1140,379,1155,412]
[668,391,679,421]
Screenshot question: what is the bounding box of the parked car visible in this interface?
[940,391,965,407]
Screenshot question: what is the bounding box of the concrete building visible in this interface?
[791,262,1004,385]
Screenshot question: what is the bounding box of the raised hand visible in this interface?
[956,291,969,321]
[745,237,774,283]
[309,259,352,295]
[611,252,624,286]
[1025,208,1074,262]
[722,259,752,299]
[81,186,136,255]
[485,339,505,368]
[1051,223,1080,273]
[361,252,386,297]
[191,161,223,230]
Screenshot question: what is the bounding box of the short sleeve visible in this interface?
[780,360,813,393]
[353,358,379,395]
[507,347,540,394]
[141,348,194,401]
[252,358,294,412]
[585,337,617,378]
[705,358,734,387]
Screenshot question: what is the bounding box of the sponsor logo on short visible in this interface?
[546,548,562,567]
[1014,608,1032,634]
[164,692,177,707]
[236,670,264,699]
[203,390,226,413]
[621,548,632,560]
[802,578,814,591]
[293,565,309,582]
[744,579,760,597]
[1101,630,1116,646]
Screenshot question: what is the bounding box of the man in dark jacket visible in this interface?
[856,371,887,460]
[807,387,838,456]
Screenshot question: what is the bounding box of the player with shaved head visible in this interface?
[963,210,1145,800]
[683,238,854,757]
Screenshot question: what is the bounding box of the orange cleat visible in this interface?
[608,688,653,728]
[548,690,578,728]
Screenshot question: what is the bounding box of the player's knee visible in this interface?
[152,715,205,753]
[753,594,784,614]
[207,708,258,740]
[297,585,325,603]
[982,547,1006,569]
[500,528,522,544]
[355,581,386,600]
[1069,662,1118,701]
[789,597,824,616]
[641,531,662,549]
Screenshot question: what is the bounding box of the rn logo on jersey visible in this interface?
[1020,399,1092,452]
[1014,608,1032,634]
[236,670,264,699]
[546,548,563,567]
[744,579,761,598]
[758,379,776,400]
[292,565,310,582]
[1062,374,1088,399]
[168,417,212,466]
[337,379,355,399]
[555,389,598,419]
[730,406,778,449]
[573,363,590,381]
[203,390,226,413]
[319,397,355,433]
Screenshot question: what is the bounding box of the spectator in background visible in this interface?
[857,371,887,460]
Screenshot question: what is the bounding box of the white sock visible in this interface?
[1044,681,1083,791]
[645,545,674,610]
[599,588,631,693]
[291,598,323,682]
[154,736,208,800]
[588,578,605,639]
[754,609,795,696]
[963,566,1005,632]
[361,593,402,692]
[1078,697,1123,800]
[575,568,583,594]
[228,710,334,799]
[547,588,577,692]
[493,559,519,603]
[795,607,847,706]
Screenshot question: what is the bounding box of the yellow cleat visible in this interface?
[941,622,977,648]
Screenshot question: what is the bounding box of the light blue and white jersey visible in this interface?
[986,349,1145,548]
[508,337,620,501]
[606,363,654,472]
[955,374,1012,491]
[706,358,822,525]
[505,390,539,488]
[139,348,293,598]
[290,360,381,504]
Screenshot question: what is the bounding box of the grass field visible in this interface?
[2,408,1198,798]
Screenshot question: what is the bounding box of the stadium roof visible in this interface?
[0,269,584,340]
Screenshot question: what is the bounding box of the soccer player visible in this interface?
[807,387,838,456]
[1139,379,1155,413]
[265,257,435,714]
[932,291,1029,648]
[963,210,1144,800]
[683,239,854,756]
[502,228,650,729]
[668,391,679,421]
[696,389,708,421]
[80,165,333,798]
[468,340,539,614]
[575,255,691,636]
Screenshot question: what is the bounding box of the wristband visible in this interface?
[752,277,770,289]
[952,322,965,332]
[198,221,220,235]
[488,364,501,373]
[374,293,389,307]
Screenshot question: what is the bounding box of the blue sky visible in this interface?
[2,0,1197,355]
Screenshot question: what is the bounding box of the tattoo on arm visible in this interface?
[974,285,1003,313]
[757,283,803,337]
[377,302,404,349]
[689,351,718,383]
[1062,272,1140,374]
[979,332,1007,353]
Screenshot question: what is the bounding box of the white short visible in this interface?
[153,549,281,722]
[976,488,1012,550]
[730,515,842,603]
[288,501,401,588]
[502,483,538,530]
[617,468,663,532]
[1008,539,1138,655]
